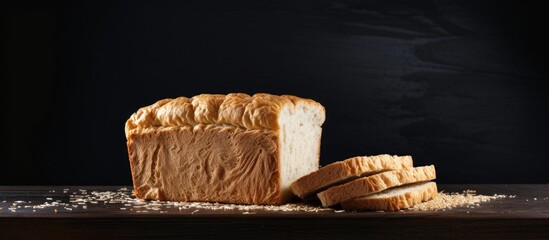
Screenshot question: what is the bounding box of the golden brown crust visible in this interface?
[125,93,325,138]
[341,182,438,211]
[127,125,283,205]
[317,165,436,207]
[290,155,413,199]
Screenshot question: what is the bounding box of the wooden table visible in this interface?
[1,185,548,239]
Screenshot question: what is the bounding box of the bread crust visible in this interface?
[290,155,413,199]
[125,93,325,138]
[127,125,283,204]
[341,182,438,211]
[317,165,436,207]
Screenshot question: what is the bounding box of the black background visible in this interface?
[2,0,548,185]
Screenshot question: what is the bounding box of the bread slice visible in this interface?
[125,93,325,205]
[341,181,438,211]
[317,165,436,207]
[290,155,413,199]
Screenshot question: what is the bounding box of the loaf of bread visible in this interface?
[291,154,413,199]
[341,181,438,211]
[125,93,325,205]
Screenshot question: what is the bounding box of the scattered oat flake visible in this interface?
[410,189,507,211]
[4,187,333,214]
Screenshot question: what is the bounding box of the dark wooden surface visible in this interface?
[1,185,548,239]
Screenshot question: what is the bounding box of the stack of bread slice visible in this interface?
[291,154,437,211]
